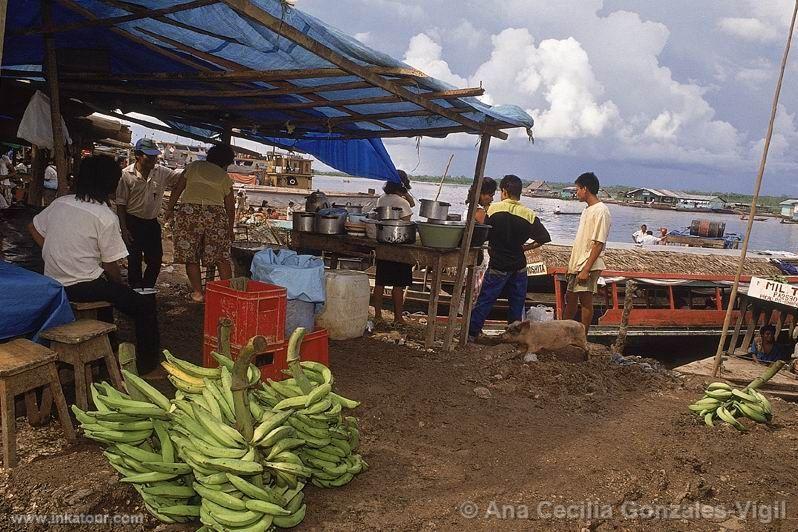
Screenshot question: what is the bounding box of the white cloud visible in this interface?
[403,33,468,87]
[717,17,780,42]
[749,105,798,169]
[353,32,371,44]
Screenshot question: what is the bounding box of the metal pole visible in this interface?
[712,0,798,376]
[43,0,70,196]
[442,133,491,352]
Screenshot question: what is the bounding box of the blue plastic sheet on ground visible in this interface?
[0,260,75,343]
[250,249,325,303]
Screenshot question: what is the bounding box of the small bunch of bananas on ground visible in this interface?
[689,381,773,431]
[253,360,367,488]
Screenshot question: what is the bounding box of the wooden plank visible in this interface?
[740,305,762,353]
[60,80,376,98]
[57,66,423,82]
[0,339,56,377]
[459,266,476,346]
[43,0,70,197]
[40,319,117,344]
[443,133,492,352]
[727,296,748,353]
[221,0,509,140]
[425,257,443,349]
[15,0,217,36]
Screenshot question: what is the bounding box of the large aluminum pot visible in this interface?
[375,205,403,220]
[419,199,451,220]
[376,220,416,244]
[315,213,346,234]
[363,219,379,240]
[292,211,316,232]
[333,202,364,214]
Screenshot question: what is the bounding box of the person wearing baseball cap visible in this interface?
[116,139,183,288]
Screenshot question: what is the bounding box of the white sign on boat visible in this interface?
[527,262,548,276]
[747,276,798,308]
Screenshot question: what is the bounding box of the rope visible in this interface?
[712,0,798,376]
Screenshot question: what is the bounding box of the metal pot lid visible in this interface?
[377,220,415,226]
[421,220,466,226]
[420,199,451,207]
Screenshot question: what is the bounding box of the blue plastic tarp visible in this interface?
[0,261,75,342]
[250,249,325,303]
[3,0,534,183]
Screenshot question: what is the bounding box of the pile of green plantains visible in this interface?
[71,326,366,530]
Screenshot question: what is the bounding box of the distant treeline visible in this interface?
[315,172,789,208]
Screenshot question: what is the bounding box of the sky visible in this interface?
[129,0,798,195]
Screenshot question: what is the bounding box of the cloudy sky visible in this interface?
[290,0,798,195]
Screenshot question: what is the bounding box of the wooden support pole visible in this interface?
[0,0,7,67]
[612,279,637,355]
[740,305,762,355]
[727,295,748,354]
[442,133,491,352]
[43,1,69,197]
[712,0,798,376]
[221,126,232,145]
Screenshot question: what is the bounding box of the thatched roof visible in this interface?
[527,244,784,277]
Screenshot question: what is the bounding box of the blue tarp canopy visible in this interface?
[2,0,534,182]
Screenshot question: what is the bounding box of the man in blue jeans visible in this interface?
[469,175,551,341]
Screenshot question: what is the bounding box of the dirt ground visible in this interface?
[2,209,798,530]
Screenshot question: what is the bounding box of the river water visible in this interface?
[313,175,798,253]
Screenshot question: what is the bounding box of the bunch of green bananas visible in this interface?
[688,382,773,431]
[253,361,368,488]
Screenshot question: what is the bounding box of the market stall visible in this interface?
[291,231,480,348]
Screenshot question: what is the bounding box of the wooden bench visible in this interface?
[69,301,112,321]
[40,320,123,410]
[0,339,76,468]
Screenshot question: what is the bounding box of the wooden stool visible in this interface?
[0,339,76,468]
[40,320,123,410]
[69,301,112,320]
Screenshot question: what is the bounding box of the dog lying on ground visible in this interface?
[499,320,588,359]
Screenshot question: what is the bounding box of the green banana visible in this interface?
[163,350,221,378]
[204,457,264,475]
[703,412,715,428]
[731,389,758,402]
[299,361,333,384]
[158,504,201,518]
[203,499,264,527]
[257,425,296,448]
[706,382,732,391]
[252,411,293,443]
[298,398,332,415]
[168,375,205,394]
[704,389,733,400]
[121,369,172,411]
[192,404,246,448]
[263,461,312,477]
[716,406,746,431]
[142,462,193,475]
[210,351,235,370]
[142,484,196,498]
[274,395,310,411]
[193,482,247,510]
[267,379,302,398]
[737,402,768,423]
[284,491,305,513]
[152,420,175,463]
[226,473,286,506]
[304,383,332,407]
[244,499,291,516]
[266,438,306,460]
[207,379,235,423]
[302,447,343,463]
[329,392,360,409]
[272,503,306,528]
[201,386,223,420]
[120,471,179,483]
[249,398,265,421]
[113,443,163,463]
[327,438,352,455]
[194,472,230,485]
[190,437,248,459]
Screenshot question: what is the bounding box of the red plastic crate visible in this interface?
[203,279,287,348]
[202,336,286,382]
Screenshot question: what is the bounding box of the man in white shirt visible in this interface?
[639,231,662,246]
[116,139,182,288]
[28,155,162,374]
[632,224,647,244]
[564,172,611,334]
[42,161,58,206]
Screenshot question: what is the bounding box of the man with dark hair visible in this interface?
[468,174,551,341]
[28,155,161,374]
[116,139,182,288]
[564,172,611,334]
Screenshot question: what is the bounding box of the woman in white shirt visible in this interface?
[372,171,414,324]
[28,155,162,374]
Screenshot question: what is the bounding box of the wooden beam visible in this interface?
[333,126,477,139]
[96,109,223,145]
[443,133,492,352]
[57,66,424,82]
[15,0,218,36]
[0,0,7,67]
[43,0,69,197]
[221,0,508,140]
[98,0,244,45]
[133,26,245,71]
[60,80,376,98]
[225,106,471,128]
[143,88,486,112]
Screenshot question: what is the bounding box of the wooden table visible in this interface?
[291,231,480,348]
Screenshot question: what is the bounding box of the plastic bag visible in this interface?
[250,248,325,303]
[525,305,554,323]
[16,91,72,150]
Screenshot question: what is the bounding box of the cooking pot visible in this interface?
[419,199,450,220]
[292,211,316,232]
[417,220,465,249]
[305,190,330,213]
[375,205,403,220]
[376,220,416,244]
[333,202,364,214]
[315,213,346,234]
[348,212,369,224]
[363,219,379,240]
